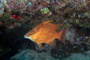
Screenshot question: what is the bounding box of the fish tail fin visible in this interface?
[59,27,69,43]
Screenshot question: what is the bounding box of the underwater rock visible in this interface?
[10,48,90,60]
[64,53,90,60]
[10,49,56,60]
[65,27,76,45]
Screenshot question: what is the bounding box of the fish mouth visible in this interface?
[24,36,33,41]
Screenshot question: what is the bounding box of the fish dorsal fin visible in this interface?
[42,20,52,23]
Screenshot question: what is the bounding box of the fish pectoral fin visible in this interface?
[37,43,42,49]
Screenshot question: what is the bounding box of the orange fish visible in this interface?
[10,15,20,21]
[24,21,69,48]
